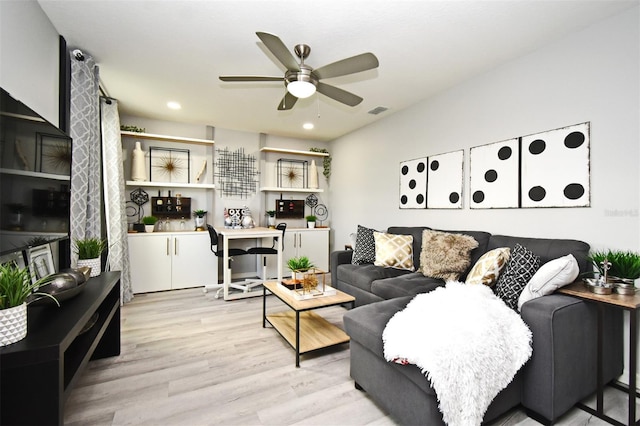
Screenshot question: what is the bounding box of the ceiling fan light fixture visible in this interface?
[287,80,316,98]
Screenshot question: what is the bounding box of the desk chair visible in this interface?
[205,224,253,298]
[247,223,286,283]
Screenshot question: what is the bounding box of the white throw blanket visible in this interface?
[382,282,532,426]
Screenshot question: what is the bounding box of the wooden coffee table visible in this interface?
[262,281,355,367]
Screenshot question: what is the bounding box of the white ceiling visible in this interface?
[39,0,637,142]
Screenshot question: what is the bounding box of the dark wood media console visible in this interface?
[0,271,121,425]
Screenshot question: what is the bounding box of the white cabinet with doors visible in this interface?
[259,227,329,279]
[128,231,216,293]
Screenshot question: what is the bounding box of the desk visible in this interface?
[559,281,640,426]
[218,227,283,300]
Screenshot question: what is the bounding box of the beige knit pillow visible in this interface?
[420,230,479,281]
[465,247,511,286]
[373,232,415,271]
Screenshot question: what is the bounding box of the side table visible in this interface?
[558,281,640,426]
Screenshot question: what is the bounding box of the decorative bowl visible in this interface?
[583,278,614,295]
[614,282,637,295]
[28,272,88,306]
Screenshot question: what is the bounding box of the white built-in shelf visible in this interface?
[0,168,70,181]
[121,131,214,146]
[260,147,329,157]
[260,187,323,193]
[125,181,215,189]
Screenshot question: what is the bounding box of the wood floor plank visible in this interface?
[63,287,633,425]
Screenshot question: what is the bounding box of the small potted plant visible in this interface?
[265,210,276,228]
[142,216,158,233]
[287,256,315,281]
[74,238,107,277]
[193,210,207,231]
[305,215,317,229]
[0,262,58,346]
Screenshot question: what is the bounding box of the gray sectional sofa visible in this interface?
[331,226,623,425]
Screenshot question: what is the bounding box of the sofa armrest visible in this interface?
[330,250,353,289]
[519,294,623,422]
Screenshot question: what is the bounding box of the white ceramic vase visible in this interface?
[309,160,319,189]
[145,225,155,233]
[0,303,27,346]
[307,221,316,229]
[78,257,101,277]
[131,141,147,181]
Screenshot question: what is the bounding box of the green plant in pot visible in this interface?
[588,250,640,283]
[193,210,207,231]
[305,215,317,229]
[74,238,107,278]
[0,262,58,346]
[265,210,277,228]
[142,215,158,233]
[287,256,315,282]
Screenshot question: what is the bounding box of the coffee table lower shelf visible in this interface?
[266,311,350,355]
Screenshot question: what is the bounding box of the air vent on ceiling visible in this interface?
[368,106,388,115]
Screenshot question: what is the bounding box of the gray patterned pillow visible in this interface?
[494,244,541,310]
[351,225,377,265]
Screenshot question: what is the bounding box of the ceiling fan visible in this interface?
[219,32,379,111]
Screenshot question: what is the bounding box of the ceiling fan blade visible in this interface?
[313,53,379,80]
[316,82,363,107]
[256,32,300,72]
[277,92,298,111]
[219,76,283,82]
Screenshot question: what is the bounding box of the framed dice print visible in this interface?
[521,122,590,208]
[470,139,519,209]
[426,150,464,209]
[399,157,427,209]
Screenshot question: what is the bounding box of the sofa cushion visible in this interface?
[373,232,415,271]
[420,229,479,281]
[494,243,541,310]
[352,225,377,265]
[336,263,410,293]
[387,226,431,271]
[466,247,511,286]
[371,273,445,300]
[518,254,579,311]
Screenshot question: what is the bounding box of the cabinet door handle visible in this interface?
[166,238,170,256]
[298,233,302,248]
[174,238,178,255]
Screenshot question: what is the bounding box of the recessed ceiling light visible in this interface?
[303,123,314,130]
[167,101,181,110]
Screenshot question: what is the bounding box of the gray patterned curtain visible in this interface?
[69,52,101,263]
[101,98,133,303]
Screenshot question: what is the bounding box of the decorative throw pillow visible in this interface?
[420,230,479,281]
[465,247,511,286]
[373,232,415,271]
[351,225,377,265]
[517,254,579,311]
[494,244,541,310]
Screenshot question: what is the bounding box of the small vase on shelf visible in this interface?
[131,141,147,181]
[309,160,319,189]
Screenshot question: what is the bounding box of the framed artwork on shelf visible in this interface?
[149,147,190,184]
[36,133,72,175]
[277,159,308,189]
[27,244,55,283]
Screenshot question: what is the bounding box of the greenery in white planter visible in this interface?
[74,238,107,260]
[142,216,158,226]
[588,250,640,280]
[287,256,315,273]
[193,209,207,218]
[0,263,59,309]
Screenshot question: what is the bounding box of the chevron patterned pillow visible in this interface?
[373,232,415,271]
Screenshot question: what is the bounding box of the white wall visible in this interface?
[0,0,60,126]
[329,7,639,255]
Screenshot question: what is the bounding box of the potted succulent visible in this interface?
[193,210,207,231]
[74,238,107,277]
[142,215,158,233]
[287,256,315,281]
[265,210,276,228]
[0,262,58,346]
[305,215,317,229]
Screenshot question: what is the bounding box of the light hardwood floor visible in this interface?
[64,287,633,425]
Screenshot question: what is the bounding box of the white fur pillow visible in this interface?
[517,254,579,311]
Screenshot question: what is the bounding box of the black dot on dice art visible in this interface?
[473,191,485,203]
[449,192,460,204]
[529,139,546,155]
[430,160,439,171]
[485,169,498,183]
[528,186,546,202]
[409,179,417,189]
[498,146,512,160]
[564,131,585,149]
[401,165,409,175]
[400,195,408,205]
[416,194,425,204]
[564,183,585,200]
[417,162,426,173]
